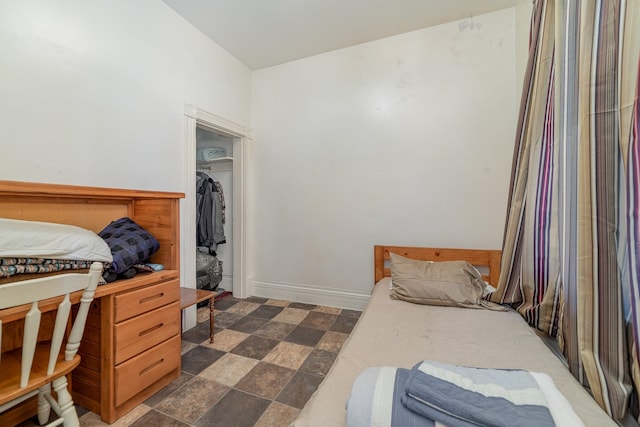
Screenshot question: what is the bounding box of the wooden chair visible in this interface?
[0,262,102,427]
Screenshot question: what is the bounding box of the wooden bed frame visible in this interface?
[295,246,616,426]
[374,245,501,286]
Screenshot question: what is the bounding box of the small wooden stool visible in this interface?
[180,287,215,343]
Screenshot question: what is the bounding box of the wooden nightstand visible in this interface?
[180,287,215,343]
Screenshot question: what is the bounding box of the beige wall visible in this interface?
[0,0,251,192]
[250,8,519,307]
[0,2,532,310]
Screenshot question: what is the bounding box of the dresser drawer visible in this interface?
[114,279,179,323]
[114,302,180,364]
[114,334,181,407]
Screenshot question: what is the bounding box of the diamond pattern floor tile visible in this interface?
[16,295,361,427]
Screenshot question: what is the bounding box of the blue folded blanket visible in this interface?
[402,361,555,427]
[347,361,558,427]
[347,367,435,427]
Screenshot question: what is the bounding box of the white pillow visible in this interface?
[0,218,113,262]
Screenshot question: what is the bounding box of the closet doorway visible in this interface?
[183,105,249,330]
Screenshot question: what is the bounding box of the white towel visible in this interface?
[197,147,227,161]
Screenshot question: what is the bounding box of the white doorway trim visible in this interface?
[183,105,250,329]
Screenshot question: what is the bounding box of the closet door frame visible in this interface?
[183,104,250,329]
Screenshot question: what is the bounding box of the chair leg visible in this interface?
[37,384,52,425]
[51,376,79,427]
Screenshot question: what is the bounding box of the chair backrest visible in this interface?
[0,262,102,387]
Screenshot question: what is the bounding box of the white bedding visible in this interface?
[293,278,615,426]
[0,218,112,262]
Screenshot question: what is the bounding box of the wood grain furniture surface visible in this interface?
[180,287,215,343]
[0,263,102,427]
[0,180,184,425]
[374,244,501,285]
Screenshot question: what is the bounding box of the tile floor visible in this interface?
[20,296,361,426]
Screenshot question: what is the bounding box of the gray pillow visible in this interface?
[389,253,500,309]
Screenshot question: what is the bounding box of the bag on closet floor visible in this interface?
[196,250,223,291]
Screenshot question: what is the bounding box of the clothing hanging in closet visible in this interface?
[196,171,226,253]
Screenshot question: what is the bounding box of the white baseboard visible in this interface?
[218,274,232,292]
[251,280,370,311]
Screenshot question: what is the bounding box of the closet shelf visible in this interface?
[197,157,233,165]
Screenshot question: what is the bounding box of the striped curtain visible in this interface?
[490,0,640,420]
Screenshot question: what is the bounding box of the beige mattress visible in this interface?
[293,278,615,426]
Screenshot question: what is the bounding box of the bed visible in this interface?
[0,217,114,283]
[0,180,184,425]
[293,245,616,426]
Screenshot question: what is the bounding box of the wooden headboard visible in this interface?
[0,180,184,270]
[374,245,501,286]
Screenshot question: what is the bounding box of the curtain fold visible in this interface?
[621,0,640,412]
[490,0,559,335]
[491,0,640,420]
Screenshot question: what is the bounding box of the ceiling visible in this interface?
[161,0,519,70]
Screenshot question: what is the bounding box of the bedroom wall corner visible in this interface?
[0,0,251,193]
[0,1,253,312]
[249,7,518,304]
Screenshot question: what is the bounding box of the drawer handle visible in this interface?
[140,358,164,376]
[139,323,164,337]
[139,292,164,304]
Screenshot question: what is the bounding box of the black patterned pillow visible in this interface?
[98,217,159,274]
